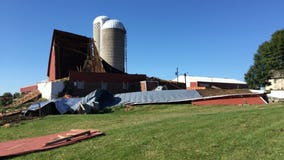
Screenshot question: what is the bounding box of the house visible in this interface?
[265,70,284,90]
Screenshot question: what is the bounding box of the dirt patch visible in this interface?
[1,113,36,126]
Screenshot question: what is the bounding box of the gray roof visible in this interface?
[114,89,202,105]
[25,90,202,115]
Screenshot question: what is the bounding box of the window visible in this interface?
[123,82,128,89]
[74,81,85,89]
[101,82,108,90]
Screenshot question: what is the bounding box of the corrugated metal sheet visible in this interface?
[114,89,202,105]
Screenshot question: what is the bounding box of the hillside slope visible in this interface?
[1,104,283,160]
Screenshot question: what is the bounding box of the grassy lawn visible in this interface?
[1,104,284,159]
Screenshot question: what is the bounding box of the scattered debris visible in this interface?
[23,89,268,117]
[0,129,104,158]
[1,123,10,128]
[124,103,134,112]
[24,89,114,116]
[0,111,35,127]
[4,90,40,109]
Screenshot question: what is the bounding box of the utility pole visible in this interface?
[175,67,179,83]
[184,73,187,89]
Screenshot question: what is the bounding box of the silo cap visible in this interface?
[93,16,110,24]
[102,19,125,31]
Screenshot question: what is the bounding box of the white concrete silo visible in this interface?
[93,16,109,54]
[101,19,126,72]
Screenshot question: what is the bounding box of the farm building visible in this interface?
[265,70,284,102]
[45,28,147,96]
[20,16,183,99]
[172,75,266,105]
[18,15,266,105]
[265,70,284,90]
[173,75,248,90]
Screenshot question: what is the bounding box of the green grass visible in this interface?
[1,104,284,160]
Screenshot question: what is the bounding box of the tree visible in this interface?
[245,29,284,89]
[0,96,3,107]
[13,92,21,99]
[1,92,13,106]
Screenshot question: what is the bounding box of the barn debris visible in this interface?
[0,129,104,158]
[24,89,203,116]
[113,89,202,105]
[23,88,267,117]
[24,89,113,116]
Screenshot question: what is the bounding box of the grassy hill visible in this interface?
[1,104,284,159]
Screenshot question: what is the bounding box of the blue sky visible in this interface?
[1,0,284,94]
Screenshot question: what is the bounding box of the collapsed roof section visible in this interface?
[47,29,124,81]
[24,89,267,116]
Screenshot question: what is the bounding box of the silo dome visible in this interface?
[102,19,126,31]
[93,16,109,25]
[93,16,110,54]
[101,19,126,72]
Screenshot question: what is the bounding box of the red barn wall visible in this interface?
[192,96,266,105]
[48,45,56,81]
[68,71,147,95]
[69,71,146,83]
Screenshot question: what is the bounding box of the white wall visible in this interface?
[37,81,65,100]
[250,89,265,94]
[37,81,52,100]
[266,78,284,90]
[267,90,284,99]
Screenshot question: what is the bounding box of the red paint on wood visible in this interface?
[192,96,266,105]
[69,71,146,83]
[48,45,56,81]
[187,87,206,90]
[20,85,38,93]
[190,82,198,87]
[0,129,104,158]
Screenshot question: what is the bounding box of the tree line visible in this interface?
[245,29,284,89]
[0,92,20,107]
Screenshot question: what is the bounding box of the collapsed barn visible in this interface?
[17,15,267,114]
[0,15,269,129]
[21,16,184,99]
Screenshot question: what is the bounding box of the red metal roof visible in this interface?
[0,129,104,158]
